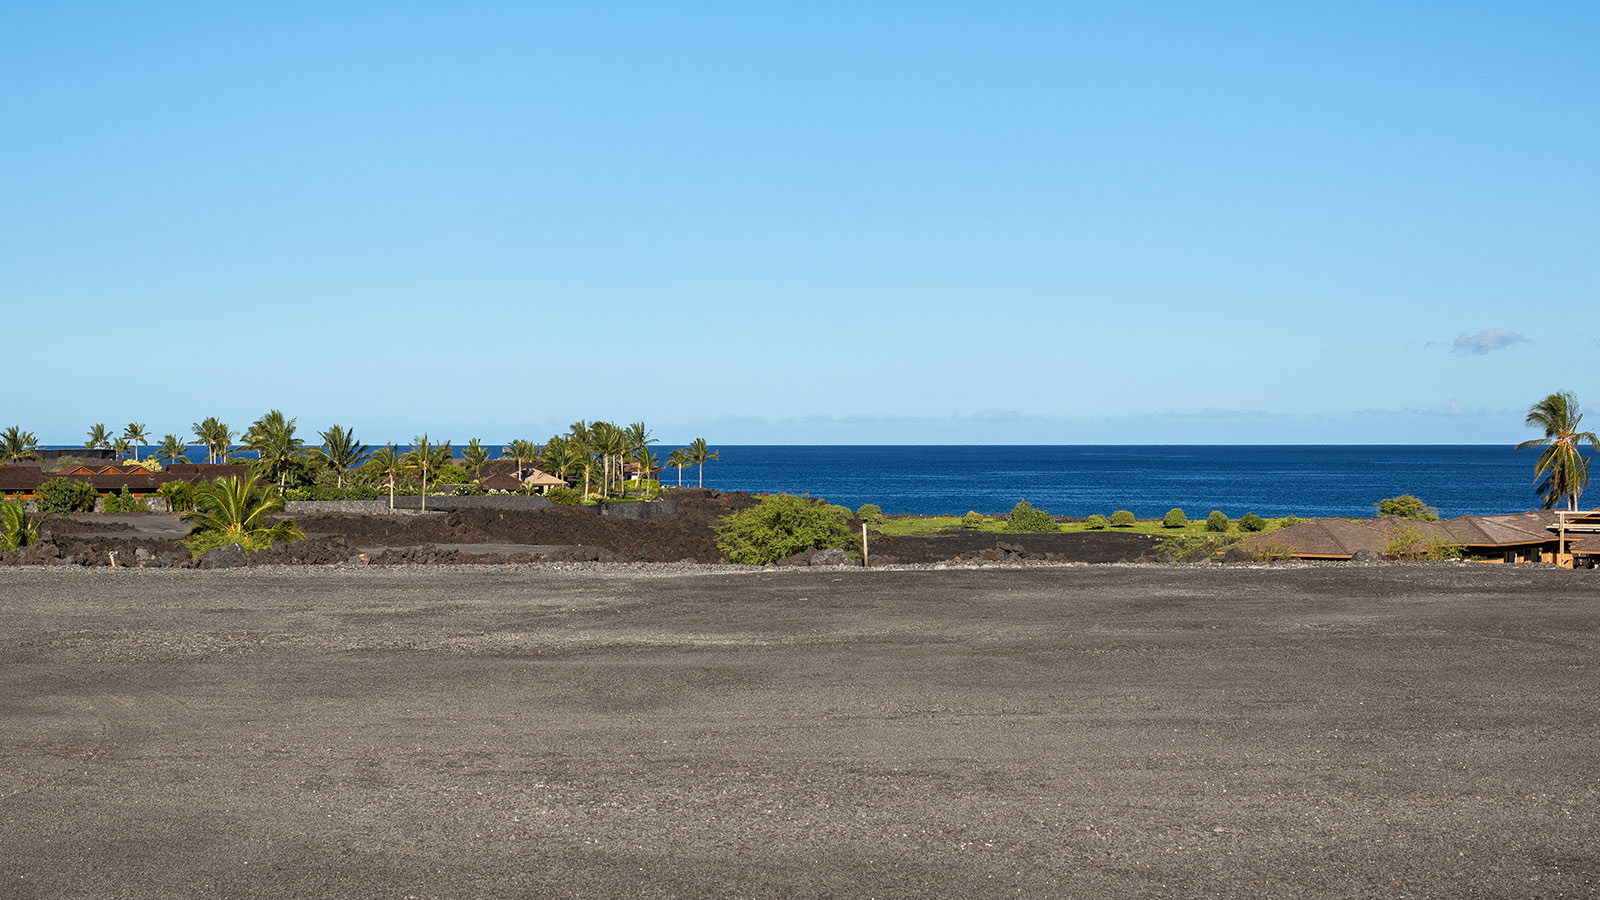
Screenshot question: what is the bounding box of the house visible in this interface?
[1246,511,1593,567]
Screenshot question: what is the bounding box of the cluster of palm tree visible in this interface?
[1518,390,1599,511]
[3,426,42,464]
[517,422,718,500]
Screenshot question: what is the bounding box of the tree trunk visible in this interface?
[389,475,395,511]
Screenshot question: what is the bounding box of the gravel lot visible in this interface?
[2,563,1597,898]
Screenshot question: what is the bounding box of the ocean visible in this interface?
[44,443,1561,519]
[685,445,1556,518]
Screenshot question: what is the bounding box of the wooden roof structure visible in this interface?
[1246,512,1565,559]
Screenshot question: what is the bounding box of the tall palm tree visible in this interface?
[85,423,111,451]
[593,421,628,498]
[2,426,42,463]
[404,435,439,512]
[567,421,595,499]
[316,424,370,488]
[1517,391,1600,511]
[155,434,190,466]
[123,423,150,461]
[192,416,233,464]
[539,436,579,484]
[635,446,659,496]
[625,422,655,498]
[244,410,305,495]
[463,438,489,480]
[508,439,541,481]
[667,448,688,488]
[686,437,718,488]
[182,475,306,552]
[367,445,404,511]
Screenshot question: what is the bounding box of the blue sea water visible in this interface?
[45,443,1560,519]
[683,445,1555,519]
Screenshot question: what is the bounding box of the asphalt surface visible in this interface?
[2,563,1597,898]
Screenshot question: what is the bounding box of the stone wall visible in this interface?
[285,500,406,515]
[392,495,556,512]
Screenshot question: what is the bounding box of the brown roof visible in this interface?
[479,472,522,491]
[0,466,45,492]
[1250,513,1563,559]
[1570,536,1600,557]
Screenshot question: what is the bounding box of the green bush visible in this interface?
[434,464,469,485]
[856,503,884,524]
[103,486,149,513]
[715,494,856,564]
[1109,509,1136,527]
[1375,494,1439,522]
[1006,501,1057,533]
[1239,513,1267,532]
[35,477,97,514]
[1380,522,1463,560]
[158,480,196,513]
[961,511,986,529]
[283,485,383,502]
[1162,508,1187,528]
[1085,513,1108,530]
[1281,515,1301,528]
[547,486,582,506]
[1,498,41,550]
[1205,510,1230,533]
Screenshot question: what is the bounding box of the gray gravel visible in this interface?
[2,564,1597,898]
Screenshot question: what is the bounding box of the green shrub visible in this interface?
[1239,513,1267,532]
[35,477,97,514]
[1375,494,1439,521]
[856,503,884,525]
[283,485,383,502]
[1162,508,1187,528]
[103,486,149,513]
[1109,509,1136,527]
[1205,510,1230,533]
[547,486,582,506]
[1085,513,1108,530]
[158,480,196,513]
[715,493,856,564]
[1006,501,1057,533]
[434,464,469,485]
[1281,515,1301,528]
[961,511,986,529]
[1158,533,1238,562]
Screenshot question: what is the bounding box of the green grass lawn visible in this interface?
[870,514,1301,537]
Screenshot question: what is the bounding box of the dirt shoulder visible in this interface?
[2,564,1597,898]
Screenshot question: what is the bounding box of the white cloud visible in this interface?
[1451,328,1529,356]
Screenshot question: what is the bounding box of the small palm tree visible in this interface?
[540,436,579,484]
[123,423,150,462]
[110,437,131,460]
[1,498,41,550]
[686,437,718,488]
[182,476,306,554]
[667,448,688,487]
[155,434,190,466]
[567,421,595,499]
[1517,391,1600,511]
[316,424,370,488]
[244,410,305,495]
[636,446,659,496]
[2,426,42,463]
[85,423,112,451]
[367,445,404,511]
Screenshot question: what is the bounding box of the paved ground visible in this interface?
[1,563,1597,898]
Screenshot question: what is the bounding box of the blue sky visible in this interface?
[4,2,1594,445]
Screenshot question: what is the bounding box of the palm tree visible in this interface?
[625,422,656,498]
[85,423,111,452]
[667,448,688,488]
[1517,391,1600,511]
[463,438,489,480]
[123,423,150,462]
[592,421,628,498]
[2,426,42,463]
[635,446,659,496]
[192,416,233,464]
[182,475,306,552]
[110,437,131,460]
[1,498,41,550]
[539,436,580,484]
[686,437,718,488]
[507,439,541,481]
[567,421,595,499]
[367,445,404,511]
[404,435,440,512]
[316,424,370,488]
[243,410,305,495]
[155,434,190,466]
